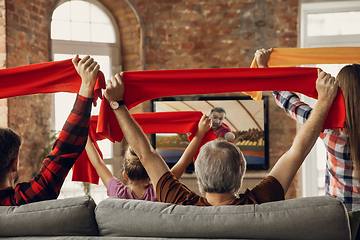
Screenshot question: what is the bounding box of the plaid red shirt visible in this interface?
[273,91,360,211]
[0,94,92,206]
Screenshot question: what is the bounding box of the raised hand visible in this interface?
[198,114,212,136]
[255,48,273,68]
[72,55,100,98]
[316,69,339,103]
[104,72,124,103]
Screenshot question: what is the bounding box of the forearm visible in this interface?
[113,105,155,158]
[47,94,92,169]
[111,105,170,187]
[85,138,114,187]
[269,98,332,193]
[291,98,331,156]
[171,132,205,179]
[24,95,92,202]
[272,91,312,124]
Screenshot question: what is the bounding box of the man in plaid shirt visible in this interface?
[0,55,100,206]
[256,48,360,211]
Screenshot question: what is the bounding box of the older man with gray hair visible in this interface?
[104,68,338,206]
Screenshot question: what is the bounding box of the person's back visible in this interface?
[256,48,360,211]
[107,147,158,201]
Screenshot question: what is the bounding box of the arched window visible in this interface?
[51,0,121,203]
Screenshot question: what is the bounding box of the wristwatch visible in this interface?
[110,100,125,110]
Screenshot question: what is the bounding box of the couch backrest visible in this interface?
[0,195,98,237]
[95,195,351,240]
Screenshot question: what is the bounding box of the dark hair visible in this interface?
[0,128,22,180]
[123,147,149,181]
[338,64,360,177]
[210,107,226,115]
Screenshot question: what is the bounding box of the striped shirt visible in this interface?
[0,94,92,206]
[273,91,360,211]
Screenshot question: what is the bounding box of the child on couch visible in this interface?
[85,114,212,201]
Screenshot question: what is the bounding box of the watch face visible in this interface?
[110,101,119,110]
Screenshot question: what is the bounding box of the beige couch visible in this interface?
[0,195,351,239]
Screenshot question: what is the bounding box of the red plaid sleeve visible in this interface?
[1,94,92,206]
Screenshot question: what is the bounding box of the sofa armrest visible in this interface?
[0,195,99,237]
[95,195,350,240]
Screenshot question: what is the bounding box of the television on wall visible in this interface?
[151,95,269,172]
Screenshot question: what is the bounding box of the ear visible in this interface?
[122,171,129,181]
[11,158,19,172]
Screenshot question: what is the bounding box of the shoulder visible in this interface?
[221,123,231,130]
[156,172,208,205]
[237,176,284,204]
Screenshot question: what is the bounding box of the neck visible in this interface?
[129,179,151,198]
[213,126,221,132]
[205,192,236,206]
[0,175,15,190]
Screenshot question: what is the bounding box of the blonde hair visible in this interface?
[123,147,149,181]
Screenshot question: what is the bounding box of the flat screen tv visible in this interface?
[151,95,269,172]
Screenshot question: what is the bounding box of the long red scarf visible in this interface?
[0,59,346,184]
[0,59,105,104]
[98,67,345,139]
[72,112,217,184]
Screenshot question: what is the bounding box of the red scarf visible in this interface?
[72,112,217,184]
[0,60,345,184]
[0,59,105,104]
[98,67,345,138]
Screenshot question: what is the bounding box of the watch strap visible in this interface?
[117,100,125,106]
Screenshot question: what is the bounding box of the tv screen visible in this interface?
[151,95,269,172]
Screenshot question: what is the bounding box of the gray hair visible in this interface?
[195,140,246,195]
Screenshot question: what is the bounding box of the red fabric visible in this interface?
[98,67,345,137]
[72,116,103,184]
[73,111,217,184]
[214,123,231,138]
[0,58,106,103]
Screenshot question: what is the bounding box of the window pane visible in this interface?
[52,1,71,21]
[52,0,116,43]
[307,11,360,36]
[90,4,110,24]
[91,23,116,43]
[51,20,71,40]
[71,22,91,41]
[70,0,90,22]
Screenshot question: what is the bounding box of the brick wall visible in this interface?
[0,0,6,128]
[5,0,53,182]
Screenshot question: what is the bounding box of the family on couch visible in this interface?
[0,48,356,212]
[0,48,343,208]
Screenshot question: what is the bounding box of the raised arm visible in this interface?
[171,114,212,179]
[13,56,100,205]
[104,73,170,190]
[255,48,313,124]
[269,69,339,194]
[85,135,114,188]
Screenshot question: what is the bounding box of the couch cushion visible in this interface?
[95,195,350,240]
[0,195,98,237]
